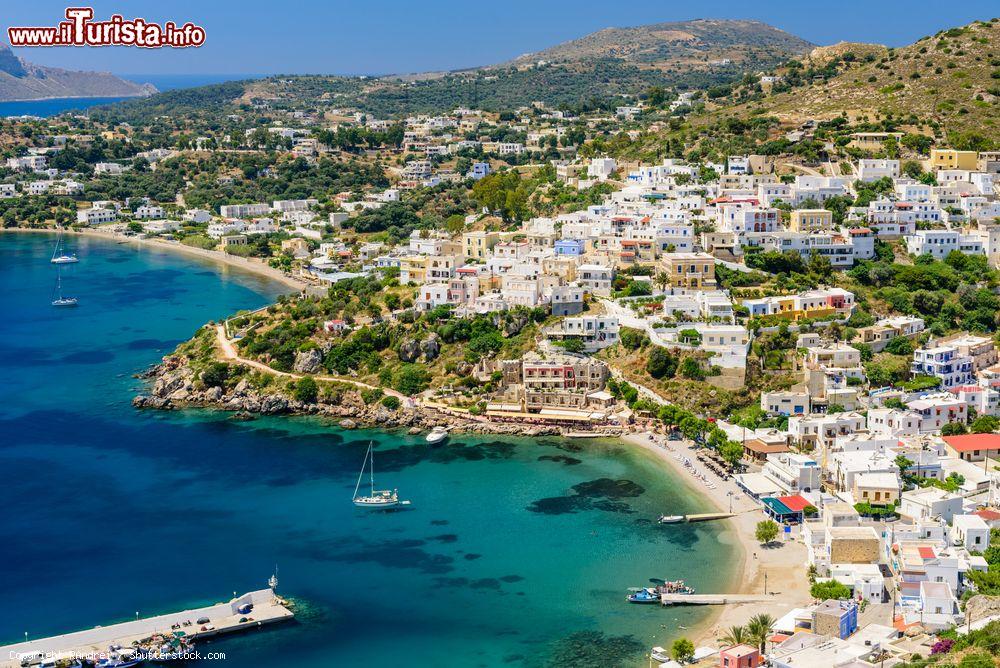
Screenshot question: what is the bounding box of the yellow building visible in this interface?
[399,255,428,284]
[789,209,833,233]
[930,149,978,171]
[463,231,501,260]
[852,472,900,507]
[661,252,716,290]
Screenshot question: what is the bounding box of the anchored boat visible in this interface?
[352,441,409,509]
[426,426,449,444]
[50,230,79,264]
[51,267,78,307]
[658,514,685,524]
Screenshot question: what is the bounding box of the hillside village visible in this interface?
[3,16,1000,668]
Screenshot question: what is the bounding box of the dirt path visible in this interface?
[214,325,411,402]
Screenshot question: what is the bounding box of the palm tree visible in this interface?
[654,271,669,293]
[719,624,748,647]
[746,613,776,654]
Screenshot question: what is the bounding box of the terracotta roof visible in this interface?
[975,509,1000,521]
[918,546,936,560]
[943,434,1000,453]
[777,495,812,512]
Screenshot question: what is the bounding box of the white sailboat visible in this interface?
[352,441,409,509]
[51,267,78,307]
[50,230,79,264]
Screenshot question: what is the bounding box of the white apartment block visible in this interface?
[220,203,270,218]
[76,207,117,225]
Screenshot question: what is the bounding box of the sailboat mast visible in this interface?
[370,441,375,495]
[353,444,369,500]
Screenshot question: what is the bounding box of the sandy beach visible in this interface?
[2,226,310,293]
[622,431,813,650]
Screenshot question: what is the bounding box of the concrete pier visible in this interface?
[0,589,293,666]
[684,512,735,523]
[661,592,773,605]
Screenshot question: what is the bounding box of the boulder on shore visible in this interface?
[293,348,324,374]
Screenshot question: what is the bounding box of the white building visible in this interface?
[76,207,117,225]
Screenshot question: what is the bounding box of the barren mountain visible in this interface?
[0,46,156,102]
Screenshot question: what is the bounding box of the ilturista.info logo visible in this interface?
[8,7,206,48]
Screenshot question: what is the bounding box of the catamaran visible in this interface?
[51,268,78,307]
[353,441,409,509]
[50,230,79,264]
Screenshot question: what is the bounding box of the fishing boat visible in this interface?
[658,514,685,524]
[426,426,449,444]
[51,268,78,307]
[660,579,695,595]
[626,587,661,604]
[353,441,409,509]
[50,230,79,264]
[94,647,142,668]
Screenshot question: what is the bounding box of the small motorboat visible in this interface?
[658,515,685,524]
[626,587,661,604]
[426,426,449,444]
[650,647,671,663]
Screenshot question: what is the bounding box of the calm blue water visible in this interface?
[0,233,738,666]
[0,74,256,117]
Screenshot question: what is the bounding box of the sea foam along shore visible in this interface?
[621,431,812,649]
[1,227,309,293]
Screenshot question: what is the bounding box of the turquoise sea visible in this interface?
[0,232,738,667]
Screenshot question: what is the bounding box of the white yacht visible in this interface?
[426,426,449,444]
[51,268,78,307]
[51,230,79,264]
[353,441,409,509]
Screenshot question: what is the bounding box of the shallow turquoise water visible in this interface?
[0,232,738,666]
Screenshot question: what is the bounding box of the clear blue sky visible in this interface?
[5,0,998,76]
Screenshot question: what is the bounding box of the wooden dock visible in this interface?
[661,593,772,605]
[0,589,292,667]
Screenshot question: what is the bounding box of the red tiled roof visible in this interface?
[777,495,811,512]
[918,546,936,560]
[943,434,1000,453]
[848,228,873,235]
[976,509,1000,521]
[950,386,981,393]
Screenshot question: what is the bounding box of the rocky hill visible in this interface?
[728,18,1000,138]
[0,46,156,101]
[98,20,813,117]
[508,19,813,70]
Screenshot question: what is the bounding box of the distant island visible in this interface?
[0,45,156,102]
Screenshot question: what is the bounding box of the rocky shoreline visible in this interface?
[132,355,563,437]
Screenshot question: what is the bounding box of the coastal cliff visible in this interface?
[133,354,560,437]
[0,46,156,101]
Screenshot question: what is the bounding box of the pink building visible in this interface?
[720,644,760,668]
